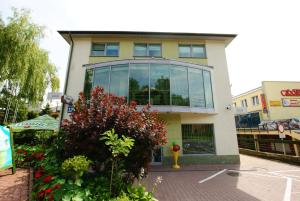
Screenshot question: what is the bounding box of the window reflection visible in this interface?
[93,67,110,92]
[129,64,149,105]
[189,68,205,107]
[110,64,128,100]
[203,70,214,108]
[85,62,214,108]
[150,64,170,105]
[170,66,189,106]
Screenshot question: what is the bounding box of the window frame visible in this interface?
[178,44,207,58]
[90,42,120,57]
[181,123,216,155]
[133,43,162,57]
[241,99,248,108]
[252,96,259,106]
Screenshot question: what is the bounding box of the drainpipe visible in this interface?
[59,32,74,130]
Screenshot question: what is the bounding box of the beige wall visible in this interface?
[62,38,91,117]
[233,88,263,113]
[62,35,239,157]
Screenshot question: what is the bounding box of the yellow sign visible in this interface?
[270,101,281,107]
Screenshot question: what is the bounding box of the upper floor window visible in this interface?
[241,99,248,108]
[179,44,206,58]
[91,43,119,56]
[252,96,259,106]
[134,43,161,57]
[233,102,237,107]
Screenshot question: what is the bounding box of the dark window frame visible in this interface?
[133,43,162,57]
[178,44,207,58]
[181,124,216,155]
[90,42,120,57]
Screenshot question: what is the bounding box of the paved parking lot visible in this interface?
[143,154,300,201]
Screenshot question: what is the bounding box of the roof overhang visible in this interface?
[58,30,237,47]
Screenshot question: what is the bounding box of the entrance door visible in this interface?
[151,146,162,165]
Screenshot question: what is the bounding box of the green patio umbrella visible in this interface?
[9,115,59,132]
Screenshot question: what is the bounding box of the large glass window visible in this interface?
[91,43,119,56]
[179,44,206,58]
[85,61,214,109]
[189,68,205,107]
[93,67,110,92]
[203,70,214,108]
[150,64,170,105]
[170,66,189,106]
[134,44,161,57]
[129,64,149,105]
[182,124,215,154]
[110,64,128,100]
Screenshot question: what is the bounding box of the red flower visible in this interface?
[44,188,52,194]
[34,171,42,179]
[48,194,54,201]
[23,151,28,155]
[43,175,53,183]
[37,190,45,199]
[54,184,61,189]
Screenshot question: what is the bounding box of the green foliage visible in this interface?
[15,144,44,167]
[13,130,54,145]
[0,8,59,104]
[27,111,39,120]
[126,186,157,201]
[100,129,134,158]
[40,103,52,115]
[61,155,91,183]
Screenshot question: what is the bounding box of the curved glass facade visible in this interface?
[84,62,214,109]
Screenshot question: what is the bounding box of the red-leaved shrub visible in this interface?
[61,87,167,178]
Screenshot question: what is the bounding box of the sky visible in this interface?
[1,0,299,96]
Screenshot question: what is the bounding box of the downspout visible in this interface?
[59,32,74,130]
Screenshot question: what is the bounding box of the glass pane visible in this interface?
[106,43,119,56]
[192,45,206,58]
[84,69,93,99]
[203,70,214,108]
[129,64,149,105]
[134,44,147,56]
[150,64,170,105]
[189,68,205,107]
[179,45,191,57]
[110,64,128,100]
[93,67,110,93]
[182,124,215,154]
[91,44,105,56]
[149,44,161,57]
[170,66,189,106]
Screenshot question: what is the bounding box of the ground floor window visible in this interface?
[182,124,215,154]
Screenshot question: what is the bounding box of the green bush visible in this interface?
[13,130,55,145]
[61,155,91,183]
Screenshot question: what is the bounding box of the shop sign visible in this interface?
[270,100,281,107]
[67,105,74,113]
[0,126,13,171]
[260,94,268,113]
[282,98,300,107]
[281,89,300,96]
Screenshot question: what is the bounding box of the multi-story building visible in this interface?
[59,31,239,165]
[233,81,300,127]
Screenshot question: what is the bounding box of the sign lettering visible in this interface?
[281,89,300,96]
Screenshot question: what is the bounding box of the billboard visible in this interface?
[0,126,12,170]
[282,98,300,107]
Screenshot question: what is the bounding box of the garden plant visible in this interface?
[15,86,167,200]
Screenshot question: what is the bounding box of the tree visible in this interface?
[0,8,59,123]
[61,87,167,179]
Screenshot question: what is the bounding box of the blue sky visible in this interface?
[1,0,300,96]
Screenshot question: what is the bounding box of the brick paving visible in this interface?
[143,154,300,201]
[0,168,30,201]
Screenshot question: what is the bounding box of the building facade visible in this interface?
[59,31,239,165]
[233,81,300,127]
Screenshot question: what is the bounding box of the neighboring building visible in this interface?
[233,81,300,127]
[59,31,239,165]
